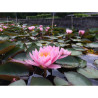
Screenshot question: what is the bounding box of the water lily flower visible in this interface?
[39,27,43,31]
[25,46,71,69]
[46,27,50,29]
[45,29,48,32]
[79,30,85,35]
[11,24,15,26]
[28,26,35,30]
[22,26,26,28]
[39,25,43,28]
[0,23,4,26]
[0,28,3,31]
[45,27,50,32]
[66,29,73,34]
[3,26,7,29]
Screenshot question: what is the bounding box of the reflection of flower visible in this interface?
[79,30,85,35]
[25,46,71,69]
[0,28,3,31]
[28,26,35,30]
[66,29,73,34]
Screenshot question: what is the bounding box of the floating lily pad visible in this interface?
[81,39,91,43]
[0,35,9,40]
[36,43,42,47]
[9,79,26,86]
[76,43,83,46]
[77,66,98,79]
[73,47,86,51]
[49,36,58,40]
[26,43,39,56]
[0,62,29,77]
[86,42,98,48]
[57,40,65,43]
[64,72,92,85]
[67,48,82,56]
[54,77,69,86]
[56,56,79,68]
[4,47,23,60]
[0,41,15,55]
[30,77,53,86]
[71,38,81,42]
[13,53,27,61]
[75,57,87,68]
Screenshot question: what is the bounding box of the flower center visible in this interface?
[40,52,50,57]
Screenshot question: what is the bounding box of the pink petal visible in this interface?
[25,60,39,66]
[48,64,61,69]
[10,59,30,66]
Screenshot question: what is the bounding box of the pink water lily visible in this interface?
[37,27,43,31]
[11,24,15,26]
[0,28,3,31]
[79,30,85,35]
[22,26,26,28]
[3,26,7,29]
[39,25,43,28]
[45,27,50,32]
[46,27,50,29]
[28,26,35,30]
[66,29,73,34]
[25,46,71,69]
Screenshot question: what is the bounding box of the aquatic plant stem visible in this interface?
[44,69,47,78]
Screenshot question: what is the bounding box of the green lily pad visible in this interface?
[75,57,87,68]
[0,41,15,55]
[0,62,29,77]
[86,42,98,48]
[54,77,69,86]
[26,43,39,58]
[30,77,53,86]
[73,47,86,51]
[71,38,81,42]
[76,43,83,47]
[64,72,92,85]
[56,56,79,68]
[9,79,26,86]
[0,35,9,40]
[49,36,58,40]
[57,40,65,43]
[27,43,39,53]
[13,53,27,61]
[67,48,82,56]
[4,47,23,60]
[77,66,98,79]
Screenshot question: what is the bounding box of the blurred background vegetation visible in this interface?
[0,12,98,19]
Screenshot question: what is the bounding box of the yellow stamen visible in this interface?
[40,52,50,57]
